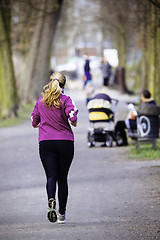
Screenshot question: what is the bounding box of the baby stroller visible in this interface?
[87,93,118,147]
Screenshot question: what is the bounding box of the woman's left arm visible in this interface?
[31,102,40,128]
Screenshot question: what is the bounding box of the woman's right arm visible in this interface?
[65,96,78,127]
[70,120,77,127]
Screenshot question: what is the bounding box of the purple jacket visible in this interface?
[31,93,78,142]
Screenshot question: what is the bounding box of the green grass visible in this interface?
[129,140,160,160]
[0,103,34,128]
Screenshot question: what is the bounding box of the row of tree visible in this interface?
[0,0,63,118]
[0,0,160,119]
[54,0,160,101]
[102,0,160,102]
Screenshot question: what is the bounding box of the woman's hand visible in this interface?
[70,120,77,127]
[34,123,40,128]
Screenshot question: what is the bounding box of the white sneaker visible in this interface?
[57,213,66,224]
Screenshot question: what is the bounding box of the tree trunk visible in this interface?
[147,2,160,104]
[152,4,160,104]
[156,6,160,105]
[0,0,18,118]
[140,6,150,91]
[117,23,126,67]
[22,0,63,103]
[149,3,155,95]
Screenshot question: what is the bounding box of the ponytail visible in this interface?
[42,80,61,108]
[50,72,66,88]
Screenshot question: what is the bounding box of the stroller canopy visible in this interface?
[87,93,113,122]
[93,93,111,101]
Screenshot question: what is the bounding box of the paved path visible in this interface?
[0,87,159,240]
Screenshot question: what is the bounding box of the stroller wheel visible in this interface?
[87,132,95,148]
[115,132,123,146]
[106,134,113,147]
[88,141,95,148]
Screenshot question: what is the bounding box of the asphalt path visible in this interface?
[0,87,160,240]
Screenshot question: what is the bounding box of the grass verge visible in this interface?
[129,140,160,160]
[0,103,34,128]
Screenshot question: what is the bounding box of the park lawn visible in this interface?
[0,103,34,128]
[129,140,160,160]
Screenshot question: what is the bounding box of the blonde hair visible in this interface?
[50,72,66,88]
[42,72,66,108]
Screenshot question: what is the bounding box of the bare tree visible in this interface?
[11,0,64,103]
[0,0,18,118]
[1,0,160,119]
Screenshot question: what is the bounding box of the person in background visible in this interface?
[83,55,92,88]
[31,72,78,224]
[114,89,156,146]
[100,57,112,87]
[139,89,156,109]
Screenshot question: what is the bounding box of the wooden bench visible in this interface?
[128,105,160,149]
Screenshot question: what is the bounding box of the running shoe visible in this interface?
[57,212,66,224]
[47,198,57,223]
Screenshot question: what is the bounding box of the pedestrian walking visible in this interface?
[83,55,92,88]
[31,72,78,224]
[100,57,112,86]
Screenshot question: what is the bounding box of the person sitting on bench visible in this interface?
[114,89,156,146]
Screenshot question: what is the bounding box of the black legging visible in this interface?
[103,77,109,86]
[39,140,74,215]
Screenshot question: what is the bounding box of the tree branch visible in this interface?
[147,0,160,8]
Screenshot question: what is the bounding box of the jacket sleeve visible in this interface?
[64,96,78,122]
[31,101,40,127]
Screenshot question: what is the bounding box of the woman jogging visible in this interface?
[31,72,78,224]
